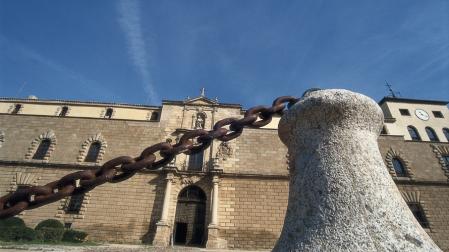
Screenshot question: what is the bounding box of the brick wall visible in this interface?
[1,111,449,250]
[218,176,289,249]
[398,183,449,251]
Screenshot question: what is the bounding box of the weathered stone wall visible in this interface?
[378,135,448,181]
[218,176,289,249]
[1,108,449,250]
[0,114,164,163]
[231,129,288,175]
[398,183,449,251]
[0,164,166,243]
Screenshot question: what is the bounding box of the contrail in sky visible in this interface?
[117,0,159,104]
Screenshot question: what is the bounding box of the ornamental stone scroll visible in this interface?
[274,89,440,251]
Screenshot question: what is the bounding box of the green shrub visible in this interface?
[35,219,64,230]
[0,226,37,241]
[62,229,88,243]
[35,219,65,242]
[0,217,25,228]
[36,227,64,242]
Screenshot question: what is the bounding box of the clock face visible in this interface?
[415,109,429,121]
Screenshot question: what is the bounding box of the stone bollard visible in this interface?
[274,89,441,251]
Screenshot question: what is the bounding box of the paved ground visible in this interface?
[0,243,269,252]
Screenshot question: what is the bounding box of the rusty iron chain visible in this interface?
[0,96,298,219]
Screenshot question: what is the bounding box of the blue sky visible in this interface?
[0,0,448,108]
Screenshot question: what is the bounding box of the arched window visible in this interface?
[392,158,406,177]
[443,128,449,142]
[59,106,69,117]
[150,111,159,121]
[407,202,429,228]
[104,108,113,119]
[65,194,85,214]
[425,127,439,142]
[188,151,204,171]
[32,139,51,160]
[407,126,421,141]
[84,142,101,162]
[11,104,22,114]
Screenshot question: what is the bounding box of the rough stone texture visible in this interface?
[206,227,228,249]
[274,89,441,251]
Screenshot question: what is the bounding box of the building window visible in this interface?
[380,126,388,135]
[84,142,101,162]
[104,108,113,119]
[11,104,22,114]
[392,158,407,177]
[32,139,51,160]
[59,106,69,117]
[443,155,449,169]
[425,127,439,142]
[407,126,421,141]
[150,111,159,121]
[432,111,444,118]
[407,202,429,228]
[188,151,204,171]
[399,109,410,116]
[65,194,84,214]
[443,128,449,142]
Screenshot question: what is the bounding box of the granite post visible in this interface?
[274,89,441,251]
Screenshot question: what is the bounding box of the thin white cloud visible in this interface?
[0,35,118,100]
[117,0,159,104]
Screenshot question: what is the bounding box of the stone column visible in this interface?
[206,170,227,248]
[153,171,174,247]
[274,89,441,251]
[210,176,219,226]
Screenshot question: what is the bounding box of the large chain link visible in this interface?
[0,96,298,219]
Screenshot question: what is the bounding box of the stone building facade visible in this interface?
[0,93,448,250]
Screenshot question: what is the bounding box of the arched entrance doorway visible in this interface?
[173,185,206,246]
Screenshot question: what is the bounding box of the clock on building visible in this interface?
[415,109,429,121]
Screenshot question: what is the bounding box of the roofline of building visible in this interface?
[378,97,449,106]
[0,97,161,109]
[162,99,242,108]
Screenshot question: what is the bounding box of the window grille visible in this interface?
[407,126,421,141]
[104,108,113,119]
[443,156,449,169]
[32,139,51,160]
[188,151,204,171]
[425,127,439,142]
[65,194,84,214]
[432,111,444,118]
[392,158,406,177]
[59,106,69,117]
[11,104,22,114]
[84,142,101,162]
[407,202,429,228]
[442,128,449,142]
[399,109,410,116]
[150,111,159,121]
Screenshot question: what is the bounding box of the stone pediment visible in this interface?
[184,96,218,106]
